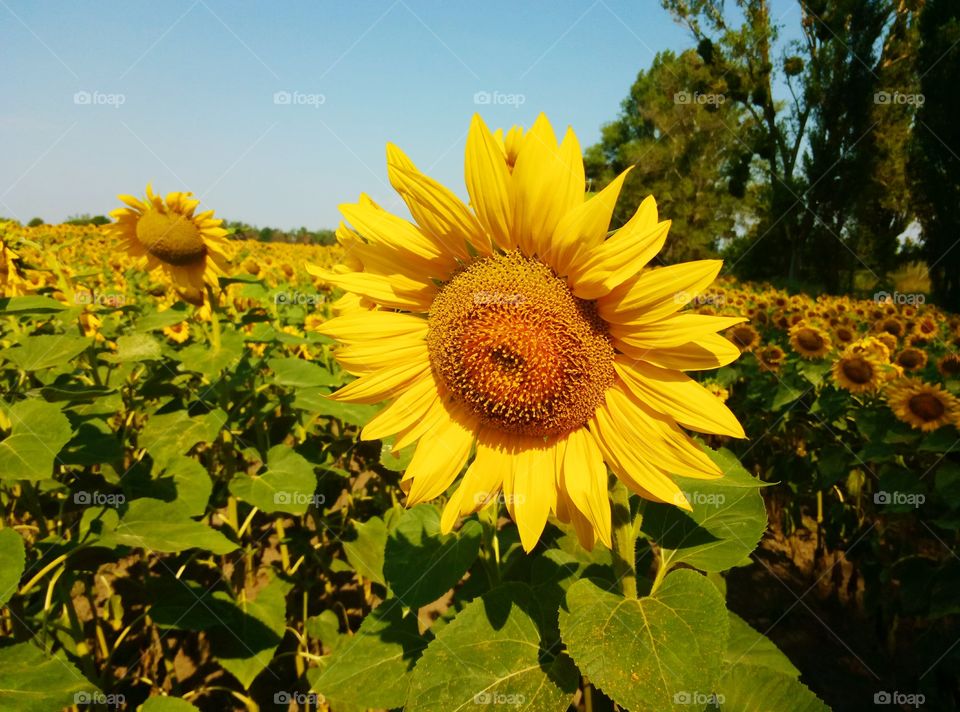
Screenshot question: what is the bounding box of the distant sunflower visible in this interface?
[311,114,746,551]
[875,316,905,339]
[832,350,884,394]
[107,185,231,304]
[789,323,832,359]
[896,348,927,372]
[886,379,960,432]
[727,323,760,352]
[938,353,960,379]
[0,236,25,295]
[833,324,856,347]
[758,344,786,371]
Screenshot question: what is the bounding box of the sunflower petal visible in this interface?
[465,114,513,250]
[598,260,724,325]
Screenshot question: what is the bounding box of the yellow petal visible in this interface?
[440,429,509,533]
[502,437,556,552]
[597,260,724,325]
[334,338,428,376]
[405,405,477,506]
[611,313,746,350]
[360,369,441,441]
[465,114,514,250]
[330,359,429,404]
[621,334,742,371]
[313,269,435,311]
[314,311,427,344]
[560,428,612,548]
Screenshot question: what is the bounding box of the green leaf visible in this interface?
[380,437,415,473]
[714,663,828,711]
[770,381,804,411]
[0,295,69,314]
[229,444,318,514]
[0,528,26,605]
[174,328,244,378]
[105,498,237,554]
[36,383,116,402]
[0,642,96,712]
[641,446,767,573]
[306,610,343,653]
[724,612,799,678]
[293,389,376,426]
[0,334,91,371]
[343,516,388,586]
[407,583,578,712]
[268,356,340,388]
[139,697,199,711]
[309,600,427,710]
[133,303,190,332]
[0,399,73,481]
[797,360,830,386]
[383,505,482,609]
[211,573,292,689]
[139,409,224,470]
[559,570,728,712]
[100,333,162,363]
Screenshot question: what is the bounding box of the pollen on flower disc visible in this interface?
[427,251,614,438]
[136,211,207,266]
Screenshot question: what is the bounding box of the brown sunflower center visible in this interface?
[841,357,874,384]
[135,211,207,266]
[426,251,615,438]
[941,355,960,376]
[908,393,946,422]
[898,350,923,369]
[731,326,756,349]
[796,328,824,352]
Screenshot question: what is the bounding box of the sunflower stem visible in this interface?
[610,480,637,599]
[205,284,222,352]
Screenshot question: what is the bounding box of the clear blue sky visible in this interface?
[0,0,802,230]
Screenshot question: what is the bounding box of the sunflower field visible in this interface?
[1,113,959,712]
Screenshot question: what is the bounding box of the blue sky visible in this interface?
[0,0,802,229]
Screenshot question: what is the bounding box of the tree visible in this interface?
[909,0,960,310]
[585,49,756,264]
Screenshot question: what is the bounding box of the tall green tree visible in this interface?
[585,49,755,263]
[910,0,960,310]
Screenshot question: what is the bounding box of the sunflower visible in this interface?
[833,324,856,347]
[163,321,191,344]
[832,349,884,394]
[895,347,928,372]
[758,344,786,371]
[875,316,905,339]
[107,185,231,304]
[938,353,960,379]
[726,323,760,352]
[311,114,745,551]
[886,379,960,432]
[0,235,26,296]
[789,323,832,359]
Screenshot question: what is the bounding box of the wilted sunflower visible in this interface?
[107,185,231,303]
[789,323,832,359]
[832,349,884,394]
[886,379,960,432]
[311,114,746,551]
[726,323,760,352]
[896,348,928,372]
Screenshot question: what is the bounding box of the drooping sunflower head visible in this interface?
[938,353,960,379]
[832,349,884,394]
[107,185,231,303]
[726,323,760,352]
[311,113,746,552]
[885,378,960,432]
[789,323,832,359]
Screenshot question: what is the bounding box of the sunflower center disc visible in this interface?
[136,211,207,266]
[841,357,874,384]
[796,328,825,352]
[909,393,945,422]
[427,251,615,438]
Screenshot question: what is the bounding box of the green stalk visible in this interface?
[610,480,637,599]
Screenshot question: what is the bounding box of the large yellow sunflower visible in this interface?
[885,378,960,432]
[106,185,231,303]
[311,114,746,551]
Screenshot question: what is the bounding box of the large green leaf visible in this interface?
[0,642,95,712]
[104,498,237,554]
[133,303,190,332]
[0,528,26,605]
[343,516,388,586]
[641,446,767,573]
[268,356,340,388]
[0,399,73,481]
[724,612,799,678]
[229,444,318,514]
[406,582,578,711]
[100,333,162,363]
[0,334,91,371]
[0,295,69,314]
[714,663,828,711]
[559,570,728,712]
[139,408,224,470]
[174,328,244,378]
[309,600,427,709]
[293,388,376,426]
[384,504,482,609]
